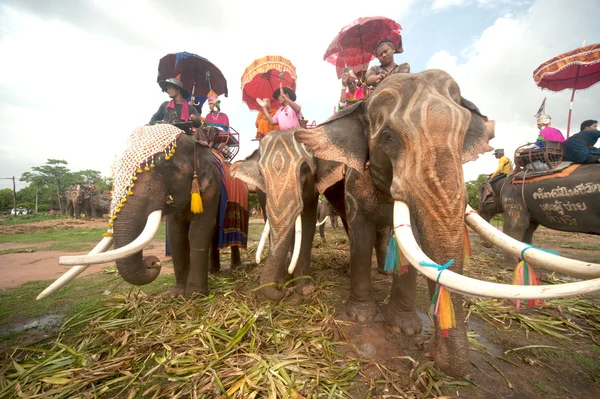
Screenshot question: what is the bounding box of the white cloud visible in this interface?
[432,0,468,10]
[427,0,600,180]
[0,0,415,189]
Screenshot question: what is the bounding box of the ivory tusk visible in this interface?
[37,237,113,300]
[287,215,302,274]
[256,219,270,264]
[464,205,600,279]
[394,201,600,300]
[315,215,329,227]
[59,210,163,266]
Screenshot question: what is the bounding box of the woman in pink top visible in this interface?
[258,86,302,131]
[537,114,565,142]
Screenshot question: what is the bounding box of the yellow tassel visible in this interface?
[107,222,113,227]
[144,166,150,171]
[190,171,203,214]
[122,198,127,203]
[438,287,456,336]
[170,149,175,155]
[150,163,155,168]
[173,143,177,148]
[165,155,171,160]
[132,176,137,181]
[127,190,133,196]
[130,183,135,188]
[103,232,113,237]
[136,167,142,173]
[111,215,117,220]
[115,208,121,213]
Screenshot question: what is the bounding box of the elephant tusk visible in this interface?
[256,219,270,264]
[315,215,329,227]
[394,201,600,300]
[287,215,302,274]
[59,210,163,266]
[37,237,113,300]
[464,205,600,279]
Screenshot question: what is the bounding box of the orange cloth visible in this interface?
[255,109,279,139]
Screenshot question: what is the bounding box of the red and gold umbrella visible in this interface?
[241,56,297,112]
[533,43,600,136]
[324,16,403,79]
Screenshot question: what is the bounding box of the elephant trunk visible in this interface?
[259,222,296,301]
[113,198,161,286]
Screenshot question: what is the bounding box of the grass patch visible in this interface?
[0,274,175,325]
[0,248,37,255]
[0,214,69,226]
[0,227,106,245]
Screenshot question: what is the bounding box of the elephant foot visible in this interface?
[230,259,243,269]
[430,326,470,378]
[170,284,186,298]
[185,284,208,298]
[385,307,422,336]
[295,283,315,297]
[346,298,377,324]
[260,284,286,302]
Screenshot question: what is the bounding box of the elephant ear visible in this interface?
[314,158,345,194]
[461,96,495,163]
[294,101,368,176]
[230,150,265,192]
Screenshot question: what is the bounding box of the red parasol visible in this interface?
[158,52,228,103]
[324,16,403,79]
[241,56,297,112]
[533,43,600,136]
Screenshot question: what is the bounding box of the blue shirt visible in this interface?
[565,129,600,163]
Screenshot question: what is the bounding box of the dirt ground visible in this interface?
[1,217,599,398]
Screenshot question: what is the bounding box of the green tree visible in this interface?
[21,159,71,214]
[0,188,14,212]
[465,174,489,210]
[71,169,110,192]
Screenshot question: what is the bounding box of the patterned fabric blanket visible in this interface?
[213,152,249,249]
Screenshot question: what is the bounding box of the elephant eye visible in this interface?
[382,130,394,142]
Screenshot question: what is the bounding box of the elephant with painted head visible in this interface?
[38,124,248,300]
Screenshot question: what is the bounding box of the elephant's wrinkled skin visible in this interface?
[295,70,494,377]
[478,164,600,266]
[113,132,240,298]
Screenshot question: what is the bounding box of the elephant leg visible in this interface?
[375,226,391,273]
[346,214,377,323]
[209,237,220,274]
[523,222,539,245]
[293,199,318,296]
[501,214,530,268]
[230,246,242,268]
[386,266,422,335]
[167,215,190,297]
[187,213,217,297]
[319,221,326,242]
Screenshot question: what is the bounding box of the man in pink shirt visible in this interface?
[536,114,565,143]
[257,86,302,131]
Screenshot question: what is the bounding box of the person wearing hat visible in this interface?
[365,39,410,88]
[522,114,565,150]
[489,148,512,183]
[257,84,303,130]
[338,70,364,111]
[149,78,200,128]
[204,90,230,132]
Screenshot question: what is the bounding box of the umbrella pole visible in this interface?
[358,26,366,78]
[566,64,581,138]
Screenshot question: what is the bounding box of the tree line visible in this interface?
[1,159,111,213]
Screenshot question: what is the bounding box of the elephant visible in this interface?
[293,70,495,377]
[88,194,110,219]
[231,130,390,302]
[47,125,248,299]
[316,198,341,242]
[477,164,600,266]
[65,189,89,219]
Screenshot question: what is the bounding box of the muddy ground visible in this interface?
[0,217,599,398]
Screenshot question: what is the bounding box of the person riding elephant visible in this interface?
[565,119,600,164]
[257,86,303,130]
[293,70,495,378]
[149,78,201,130]
[48,124,247,299]
[365,39,410,88]
[255,98,279,140]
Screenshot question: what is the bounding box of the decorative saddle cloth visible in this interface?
[212,152,249,249]
[511,162,580,184]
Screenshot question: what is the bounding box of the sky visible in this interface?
[0,0,598,190]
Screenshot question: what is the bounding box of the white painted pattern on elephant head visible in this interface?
[258,130,315,228]
[370,78,468,220]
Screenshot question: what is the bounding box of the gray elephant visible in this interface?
[478,164,600,266]
[316,198,341,242]
[232,130,390,301]
[48,125,247,299]
[293,70,495,377]
[88,194,110,219]
[65,188,89,219]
